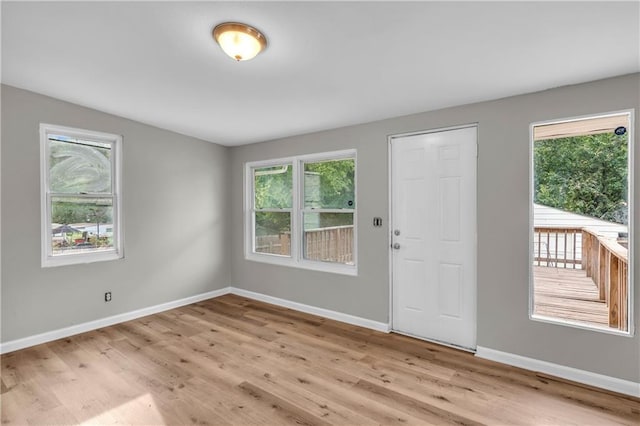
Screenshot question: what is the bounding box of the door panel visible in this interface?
[438,263,462,318]
[391,126,477,349]
[439,177,461,241]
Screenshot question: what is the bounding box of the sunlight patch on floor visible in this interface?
[79,393,166,425]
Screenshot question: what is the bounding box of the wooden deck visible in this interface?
[533,266,608,326]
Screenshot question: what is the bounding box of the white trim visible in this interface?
[40,123,124,268]
[476,346,640,398]
[530,109,635,129]
[244,149,358,276]
[3,287,638,398]
[530,313,634,337]
[0,287,232,354]
[388,124,479,348]
[245,252,358,276]
[528,110,635,336]
[230,288,390,332]
[388,123,479,141]
[0,286,388,354]
[387,123,480,331]
[387,135,394,330]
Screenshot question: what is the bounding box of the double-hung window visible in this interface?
[246,150,356,275]
[40,124,123,267]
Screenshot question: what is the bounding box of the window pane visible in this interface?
[254,165,292,209]
[51,196,114,255]
[303,212,354,264]
[532,116,630,333]
[304,158,355,209]
[49,137,112,194]
[255,212,291,256]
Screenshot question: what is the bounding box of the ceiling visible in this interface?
[2,1,639,146]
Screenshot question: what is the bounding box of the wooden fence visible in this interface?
[256,225,354,264]
[255,233,290,256]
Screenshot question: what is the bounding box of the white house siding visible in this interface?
[533,204,627,269]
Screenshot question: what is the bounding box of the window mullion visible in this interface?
[254,208,292,213]
[245,152,357,274]
[301,208,355,214]
[250,166,257,255]
[49,192,114,198]
[45,192,53,258]
[292,159,301,263]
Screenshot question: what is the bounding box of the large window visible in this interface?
[530,112,633,335]
[246,150,356,275]
[40,124,123,267]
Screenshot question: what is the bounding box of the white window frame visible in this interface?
[528,110,634,336]
[40,123,124,267]
[245,149,357,276]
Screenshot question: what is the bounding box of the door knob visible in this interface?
[394,229,401,236]
[393,243,400,249]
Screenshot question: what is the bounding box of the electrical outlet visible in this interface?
[105,292,112,302]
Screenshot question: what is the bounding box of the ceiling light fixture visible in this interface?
[213,22,267,61]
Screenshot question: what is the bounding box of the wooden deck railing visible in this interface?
[534,226,628,331]
[256,225,354,264]
[582,228,628,331]
[533,227,582,268]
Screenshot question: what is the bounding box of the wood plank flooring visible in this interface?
[533,266,609,326]
[2,294,639,425]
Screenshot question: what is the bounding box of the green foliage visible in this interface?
[304,159,355,209]
[254,165,293,209]
[534,132,628,224]
[52,201,112,225]
[253,159,356,235]
[254,165,293,235]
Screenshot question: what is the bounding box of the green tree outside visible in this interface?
[52,201,112,225]
[254,159,356,235]
[534,132,628,224]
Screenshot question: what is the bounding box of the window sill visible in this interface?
[42,250,123,268]
[246,253,357,276]
[530,314,633,337]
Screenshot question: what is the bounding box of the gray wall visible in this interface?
[1,85,230,342]
[230,73,640,382]
[2,74,638,383]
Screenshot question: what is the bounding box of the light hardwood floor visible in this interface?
[1,294,639,425]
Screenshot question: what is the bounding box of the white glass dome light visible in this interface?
[213,22,267,61]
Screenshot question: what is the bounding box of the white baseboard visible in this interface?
[476,346,640,398]
[4,289,636,398]
[229,288,390,333]
[0,286,388,354]
[0,287,232,354]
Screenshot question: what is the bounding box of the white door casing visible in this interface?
[390,126,477,350]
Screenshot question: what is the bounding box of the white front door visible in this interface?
[391,126,477,350]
